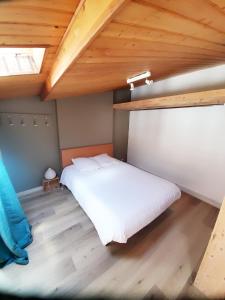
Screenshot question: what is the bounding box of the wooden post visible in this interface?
[194,197,225,298]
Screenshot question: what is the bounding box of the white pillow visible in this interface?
[72,157,100,172]
[91,153,118,167]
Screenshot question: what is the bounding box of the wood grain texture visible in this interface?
[113,88,225,110]
[45,0,225,99]
[0,74,46,99]
[0,0,81,100]
[1,190,218,298]
[194,197,225,298]
[61,143,113,168]
[2,0,225,99]
[43,0,129,100]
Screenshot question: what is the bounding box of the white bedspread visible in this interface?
[60,161,181,245]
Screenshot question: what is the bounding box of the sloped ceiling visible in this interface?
[0,0,81,99]
[1,0,225,100]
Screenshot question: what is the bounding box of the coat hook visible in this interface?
[20,116,26,127]
[33,118,38,127]
[8,115,14,127]
[44,116,49,127]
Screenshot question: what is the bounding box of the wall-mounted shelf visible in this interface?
[113,88,225,111]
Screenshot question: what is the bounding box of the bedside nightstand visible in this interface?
[42,177,60,192]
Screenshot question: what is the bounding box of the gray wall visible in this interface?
[0,89,128,193]
[0,96,60,193]
[113,88,131,161]
[56,92,113,149]
[128,64,225,207]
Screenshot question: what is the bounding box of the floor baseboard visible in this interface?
[17,186,43,197]
[180,185,221,209]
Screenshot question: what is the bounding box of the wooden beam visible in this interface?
[194,197,225,298]
[113,88,225,110]
[42,0,128,100]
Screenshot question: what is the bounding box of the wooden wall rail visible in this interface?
[194,197,225,298]
[113,88,225,111]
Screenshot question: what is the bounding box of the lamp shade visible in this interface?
[44,168,56,180]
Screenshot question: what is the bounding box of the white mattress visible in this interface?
[60,161,181,245]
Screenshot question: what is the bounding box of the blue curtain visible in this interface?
[0,156,32,268]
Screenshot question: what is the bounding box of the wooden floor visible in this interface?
[0,189,218,299]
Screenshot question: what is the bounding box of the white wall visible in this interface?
[128,65,225,207]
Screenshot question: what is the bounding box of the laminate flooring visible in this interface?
[0,189,218,299]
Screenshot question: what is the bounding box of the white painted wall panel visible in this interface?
[128,65,225,207]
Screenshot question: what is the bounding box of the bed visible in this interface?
[60,144,181,245]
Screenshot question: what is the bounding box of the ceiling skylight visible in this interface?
[0,48,45,76]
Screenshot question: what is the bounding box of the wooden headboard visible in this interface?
[61,143,113,168]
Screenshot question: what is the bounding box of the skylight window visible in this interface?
[0,48,45,76]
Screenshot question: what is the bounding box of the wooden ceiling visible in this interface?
[0,0,80,99]
[1,0,225,100]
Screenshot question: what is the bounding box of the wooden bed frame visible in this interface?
[61,143,113,168]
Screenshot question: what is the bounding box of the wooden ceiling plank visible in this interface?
[143,0,225,34]
[114,1,225,44]
[0,0,78,13]
[83,48,225,61]
[1,0,225,99]
[48,80,125,99]
[0,24,66,38]
[210,0,225,12]
[43,0,129,100]
[83,46,225,59]
[78,56,223,64]
[79,46,225,62]
[0,1,80,100]
[63,62,219,81]
[101,22,225,54]
[113,88,225,110]
[0,74,46,100]
[90,36,225,58]
[0,7,73,27]
[42,0,225,98]
[0,36,60,47]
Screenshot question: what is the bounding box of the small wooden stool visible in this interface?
[42,177,60,192]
